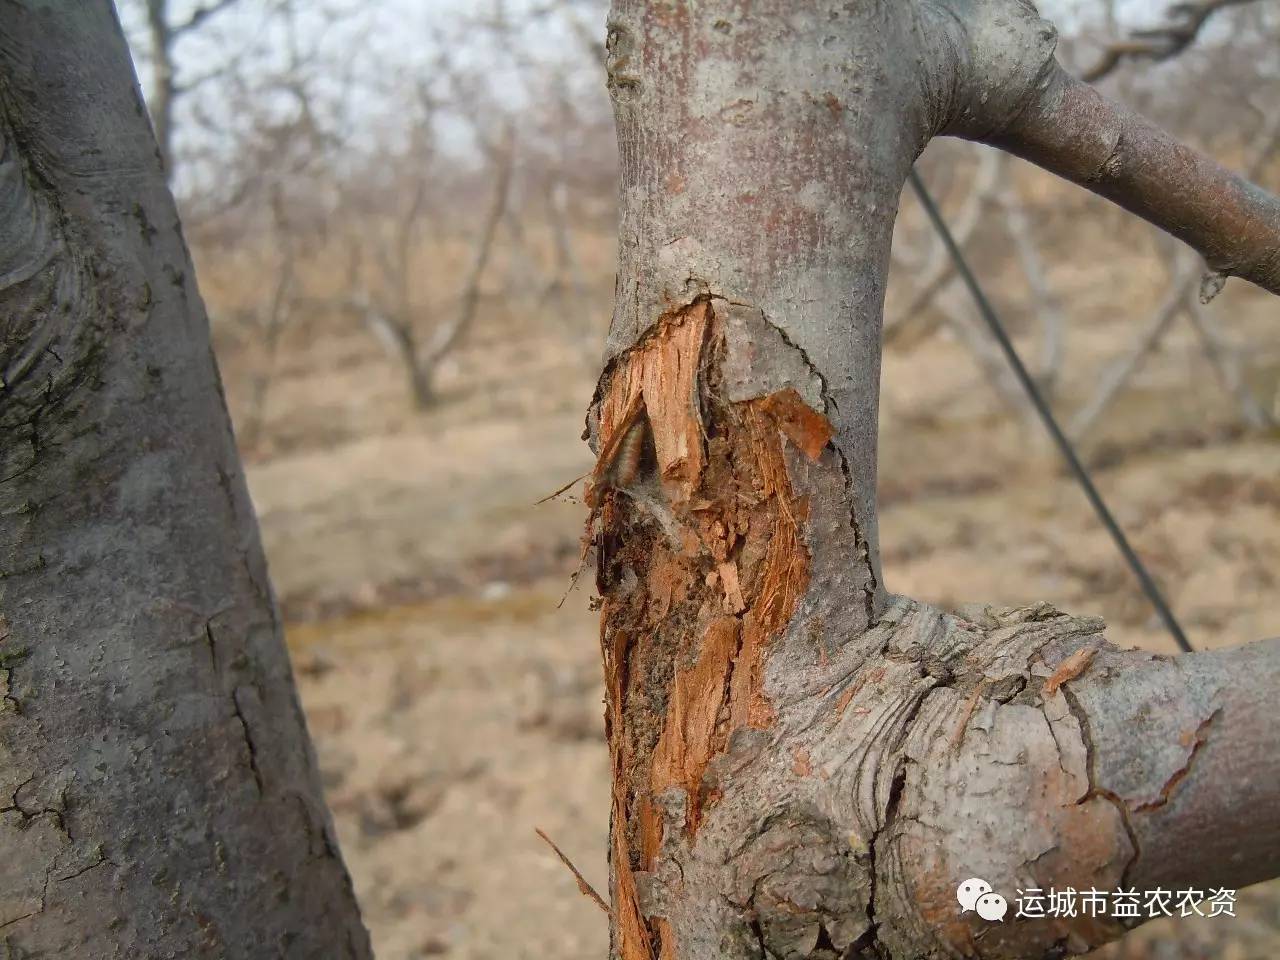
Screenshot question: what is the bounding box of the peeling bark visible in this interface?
[593,1,1280,957]
[592,298,851,959]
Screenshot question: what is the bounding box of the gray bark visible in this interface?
[591,2,1280,958]
[0,3,370,956]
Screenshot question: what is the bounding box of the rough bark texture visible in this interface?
[592,2,1280,958]
[0,3,371,955]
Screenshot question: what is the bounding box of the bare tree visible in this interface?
[341,109,516,410]
[448,2,615,367]
[587,4,1279,960]
[138,0,243,176]
[0,4,369,955]
[239,184,299,452]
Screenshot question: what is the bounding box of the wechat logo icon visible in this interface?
[958,878,1008,922]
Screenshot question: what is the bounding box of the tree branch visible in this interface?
[1071,634,1280,894]
[1069,109,1280,438]
[423,126,515,365]
[982,66,1280,296]
[1081,0,1261,82]
[172,0,241,38]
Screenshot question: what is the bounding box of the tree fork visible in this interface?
[592,2,1280,957]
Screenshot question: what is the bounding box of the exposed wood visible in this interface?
[1041,646,1097,696]
[594,1,1280,957]
[593,299,840,957]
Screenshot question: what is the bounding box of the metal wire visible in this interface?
[908,168,1194,654]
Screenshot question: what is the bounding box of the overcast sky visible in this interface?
[115,0,1223,196]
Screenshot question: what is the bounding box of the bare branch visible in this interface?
[171,59,239,96]
[1074,634,1280,895]
[172,0,241,38]
[927,287,1040,422]
[1185,295,1274,429]
[887,148,1003,345]
[1069,107,1280,438]
[534,828,610,916]
[345,293,434,409]
[984,67,1280,296]
[240,186,297,452]
[423,126,516,366]
[995,183,1065,392]
[890,152,1065,398]
[1068,272,1189,438]
[1081,0,1261,82]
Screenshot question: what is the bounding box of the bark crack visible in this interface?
[1060,685,1141,888]
[748,308,879,624]
[864,673,939,957]
[0,907,40,932]
[2,773,72,841]
[55,850,110,884]
[231,687,265,796]
[0,636,29,714]
[205,616,220,675]
[1132,708,1221,813]
[1,863,54,934]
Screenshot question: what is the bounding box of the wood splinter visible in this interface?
[1042,647,1098,697]
[534,827,610,917]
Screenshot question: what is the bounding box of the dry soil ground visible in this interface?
[202,198,1279,959]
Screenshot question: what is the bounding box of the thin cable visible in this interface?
[908,168,1194,654]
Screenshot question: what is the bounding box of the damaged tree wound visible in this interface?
[585,300,1158,959]
[584,349,1279,952]
[590,298,835,959]
[588,3,1280,954]
[589,340,1261,958]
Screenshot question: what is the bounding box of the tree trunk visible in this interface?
[590,3,1280,958]
[0,3,370,955]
